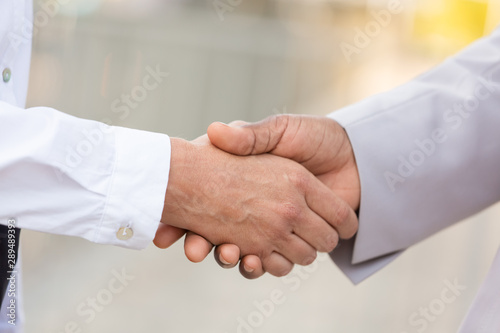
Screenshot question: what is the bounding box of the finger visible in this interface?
[262,252,294,277]
[292,211,339,253]
[275,234,317,266]
[227,120,249,127]
[207,115,289,156]
[304,178,358,240]
[239,255,265,279]
[153,224,186,249]
[214,244,240,269]
[184,232,214,263]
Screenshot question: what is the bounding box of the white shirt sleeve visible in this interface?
[0,101,171,250]
[328,26,500,283]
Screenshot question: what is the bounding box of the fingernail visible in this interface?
[325,234,339,252]
[243,264,254,273]
[219,255,231,265]
[303,256,316,266]
[216,122,229,127]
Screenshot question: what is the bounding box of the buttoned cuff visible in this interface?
[94,126,171,250]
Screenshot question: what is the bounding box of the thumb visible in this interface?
[207,115,290,156]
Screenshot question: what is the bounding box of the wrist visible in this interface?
[162,137,194,227]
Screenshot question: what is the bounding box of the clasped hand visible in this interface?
[154,115,361,279]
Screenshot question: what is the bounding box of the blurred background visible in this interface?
[22,0,500,332]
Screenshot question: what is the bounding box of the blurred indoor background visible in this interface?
[22,0,500,332]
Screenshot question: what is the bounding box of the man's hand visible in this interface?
[155,132,358,277]
[182,115,361,278]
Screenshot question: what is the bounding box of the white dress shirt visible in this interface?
[329,26,500,331]
[0,0,171,330]
[2,0,500,331]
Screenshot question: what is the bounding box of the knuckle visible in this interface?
[322,232,339,253]
[333,204,352,233]
[268,114,281,126]
[288,170,310,190]
[268,114,289,131]
[278,201,303,222]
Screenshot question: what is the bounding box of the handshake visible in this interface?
[154,114,361,279]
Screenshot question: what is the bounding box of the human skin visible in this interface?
[155,115,361,278]
[156,129,358,276]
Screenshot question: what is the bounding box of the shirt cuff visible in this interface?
[94,126,171,250]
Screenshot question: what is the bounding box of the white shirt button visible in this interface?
[2,68,11,83]
[116,227,134,241]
